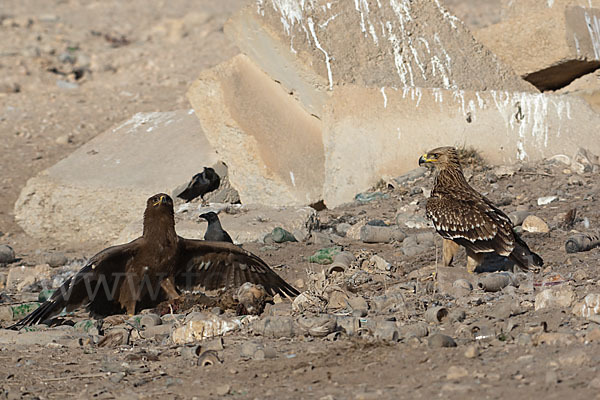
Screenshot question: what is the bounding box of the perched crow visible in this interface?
[10,193,298,328]
[419,147,543,273]
[177,167,220,202]
[199,212,233,243]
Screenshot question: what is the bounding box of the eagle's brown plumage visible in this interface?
[419,147,543,272]
[11,193,298,328]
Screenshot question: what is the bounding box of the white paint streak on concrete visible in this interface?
[475,92,485,109]
[307,17,334,90]
[368,22,379,44]
[432,88,444,103]
[387,21,414,86]
[433,0,460,29]
[319,13,338,28]
[488,91,572,160]
[584,11,600,59]
[381,87,388,108]
[415,87,422,107]
[574,33,581,58]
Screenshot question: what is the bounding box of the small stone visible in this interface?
[508,210,530,226]
[448,309,466,323]
[428,333,457,348]
[55,134,73,145]
[589,376,600,389]
[336,223,352,236]
[0,245,16,264]
[56,80,79,90]
[522,215,550,233]
[586,328,600,342]
[240,341,262,359]
[215,384,230,396]
[535,286,575,310]
[537,196,557,206]
[41,252,67,267]
[572,293,600,319]
[464,345,479,359]
[452,279,472,297]
[446,365,468,380]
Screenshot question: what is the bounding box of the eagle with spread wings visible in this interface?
[11,193,298,328]
[419,146,543,273]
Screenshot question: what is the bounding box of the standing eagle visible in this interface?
[11,193,298,328]
[418,147,543,273]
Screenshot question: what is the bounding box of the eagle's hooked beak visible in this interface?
[153,195,167,207]
[419,154,434,166]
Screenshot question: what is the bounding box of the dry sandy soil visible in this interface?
[2,1,600,399]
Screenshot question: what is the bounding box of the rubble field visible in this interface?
[1,0,600,399]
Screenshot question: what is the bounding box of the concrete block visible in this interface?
[226,0,534,95]
[187,0,541,208]
[188,54,325,207]
[321,85,600,206]
[476,3,600,90]
[15,110,220,245]
[557,69,600,113]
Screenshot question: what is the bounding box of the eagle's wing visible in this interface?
[10,240,141,329]
[426,194,515,256]
[174,238,299,297]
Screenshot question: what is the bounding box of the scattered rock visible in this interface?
[40,252,68,267]
[215,384,230,396]
[508,210,530,226]
[572,293,600,319]
[428,333,457,348]
[464,345,479,359]
[535,286,576,310]
[446,365,469,380]
[537,196,558,206]
[0,245,15,264]
[522,215,550,233]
